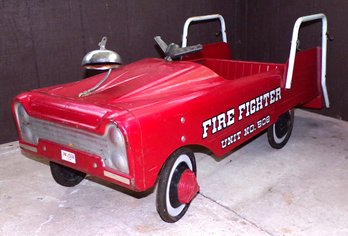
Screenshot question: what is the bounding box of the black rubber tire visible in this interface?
[50,161,86,187]
[156,148,197,223]
[267,109,294,149]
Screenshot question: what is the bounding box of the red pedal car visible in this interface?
[12,14,329,222]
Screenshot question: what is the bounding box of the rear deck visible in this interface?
[196,58,283,80]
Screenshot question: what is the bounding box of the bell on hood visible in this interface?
[81,36,123,70]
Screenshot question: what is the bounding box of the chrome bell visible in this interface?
[81,36,123,70]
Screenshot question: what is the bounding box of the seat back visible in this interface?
[182,42,231,61]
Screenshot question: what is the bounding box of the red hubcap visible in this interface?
[177,169,199,204]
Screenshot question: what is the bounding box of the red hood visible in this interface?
[35,58,223,108]
[18,58,223,131]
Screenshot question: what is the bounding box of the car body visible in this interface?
[12,13,329,222]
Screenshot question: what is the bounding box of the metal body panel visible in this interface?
[12,12,327,192]
[13,48,323,191]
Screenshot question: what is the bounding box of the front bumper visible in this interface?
[20,139,133,187]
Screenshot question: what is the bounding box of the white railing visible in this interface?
[182,14,227,48]
[285,13,329,108]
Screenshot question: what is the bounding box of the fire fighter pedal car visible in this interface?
[13,13,329,222]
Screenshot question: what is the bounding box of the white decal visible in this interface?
[202,87,281,139]
[244,124,256,136]
[202,108,235,139]
[221,131,241,149]
[202,120,211,139]
[221,115,271,149]
[238,87,281,121]
[257,116,270,128]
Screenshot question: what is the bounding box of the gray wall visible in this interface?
[1,0,347,144]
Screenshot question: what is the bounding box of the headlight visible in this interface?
[14,103,38,145]
[105,124,129,174]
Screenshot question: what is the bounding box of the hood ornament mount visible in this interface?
[78,68,112,97]
[99,36,107,50]
[79,36,122,97]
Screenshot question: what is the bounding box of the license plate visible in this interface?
[61,150,76,164]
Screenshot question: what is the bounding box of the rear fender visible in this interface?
[283,48,324,109]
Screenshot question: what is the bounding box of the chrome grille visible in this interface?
[30,116,109,161]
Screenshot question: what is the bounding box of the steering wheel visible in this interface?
[154,36,202,61]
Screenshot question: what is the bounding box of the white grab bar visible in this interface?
[285,13,329,108]
[182,14,227,48]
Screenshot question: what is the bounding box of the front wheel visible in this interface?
[156,148,199,223]
[50,162,86,187]
[267,109,294,149]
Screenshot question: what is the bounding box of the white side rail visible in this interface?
[182,14,227,48]
[285,13,329,108]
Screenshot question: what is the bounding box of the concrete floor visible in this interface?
[1,109,348,236]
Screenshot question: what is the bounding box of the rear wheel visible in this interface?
[50,162,86,187]
[156,148,199,223]
[267,109,294,149]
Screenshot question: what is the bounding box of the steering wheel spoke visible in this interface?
[154,36,202,61]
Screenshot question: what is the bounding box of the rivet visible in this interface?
[180,117,185,124]
[181,136,186,142]
[93,163,98,168]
